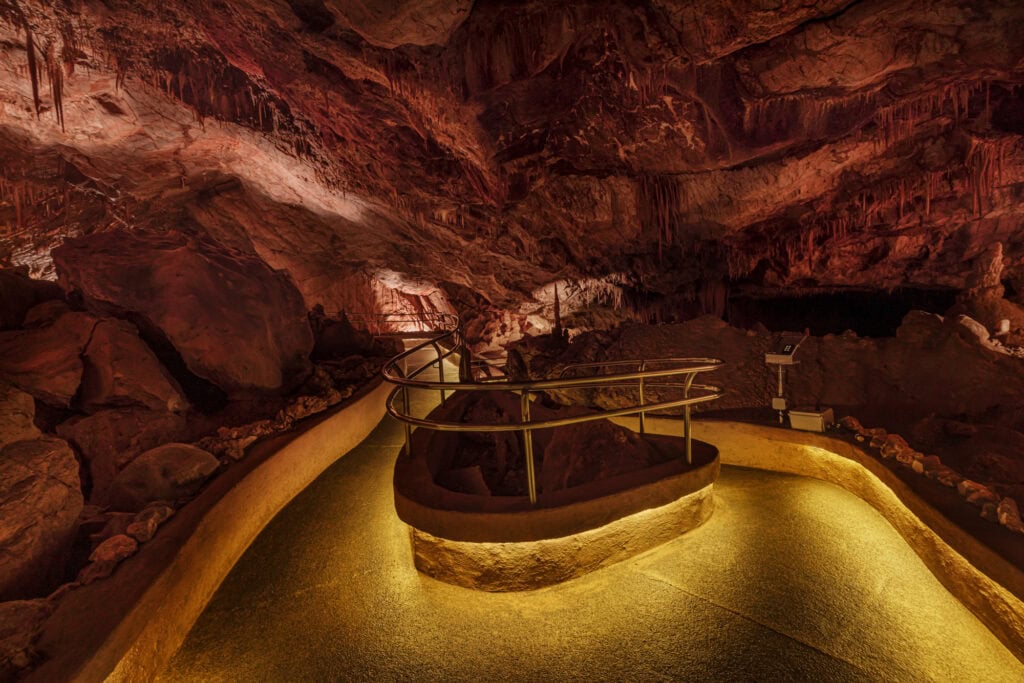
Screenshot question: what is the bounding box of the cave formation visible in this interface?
[2,0,1024,679]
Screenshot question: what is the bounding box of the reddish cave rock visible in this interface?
[55,409,193,506]
[0,303,97,408]
[2,0,1023,310]
[540,420,661,493]
[52,231,314,397]
[0,598,52,679]
[0,436,82,602]
[79,318,188,415]
[0,268,61,331]
[0,383,40,450]
[106,442,219,513]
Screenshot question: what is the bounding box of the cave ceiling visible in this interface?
[1,0,1024,312]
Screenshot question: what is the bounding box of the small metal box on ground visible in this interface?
[789,408,834,432]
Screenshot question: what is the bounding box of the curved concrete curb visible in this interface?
[29,379,392,683]
[409,483,716,591]
[614,416,1024,664]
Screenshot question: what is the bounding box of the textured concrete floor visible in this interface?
[162,352,1023,682]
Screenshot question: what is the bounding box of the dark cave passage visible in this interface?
[726,287,959,337]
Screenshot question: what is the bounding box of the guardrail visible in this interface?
[354,313,724,504]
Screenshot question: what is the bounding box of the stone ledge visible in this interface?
[27,378,391,683]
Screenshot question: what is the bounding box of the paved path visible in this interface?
[162,352,1023,681]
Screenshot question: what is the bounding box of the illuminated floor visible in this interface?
[162,353,1023,681]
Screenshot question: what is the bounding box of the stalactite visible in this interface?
[637,175,683,262]
[874,81,985,146]
[25,23,40,117]
[59,18,77,76]
[965,137,1009,216]
[45,42,65,131]
[744,90,876,139]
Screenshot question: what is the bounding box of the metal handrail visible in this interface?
[372,312,724,504]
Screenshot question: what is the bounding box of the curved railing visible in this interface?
[355,313,724,504]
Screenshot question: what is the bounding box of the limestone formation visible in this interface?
[996,498,1024,534]
[126,504,175,543]
[79,319,188,414]
[0,599,52,680]
[0,437,83,601]
[77,534,139,585]
[3,1,1024,310]
[107,443,219,512]
[0,268,61,331]
[56,409,192,505]
[53,231,314,397]
[541,421,655,492]
[0,305,95,407]
[0,383,40,449]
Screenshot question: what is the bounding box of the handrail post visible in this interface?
[521,391,537,505]
[402,385,413,458]
[684,372,696,465]
[638,360,646,436]
[431,341,446,405]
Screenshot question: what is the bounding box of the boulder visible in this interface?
[997,497,1024,534]
[126,504,174,543]
[0,598,52,680]
[955,314,991,344]
[77,534,138,585]
[0,304,96,407]
[957,479,1000,506]
[79,318,188,414]
[894,310,946,347]
[56,408,192,505]
[880,434,911,460]
[0,437,83,600]
[88,513,136,549]
[89,534,137,564]
[0,383,40,450]
[838,415,863,432]
[107,443,219,512]
[934,466,963,488]
[0,267,61,331]
[52,231,314,396]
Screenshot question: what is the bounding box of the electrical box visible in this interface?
[789,408,834,432]
[765,332,808,365]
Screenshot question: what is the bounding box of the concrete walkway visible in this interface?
[161,352,1023,681]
